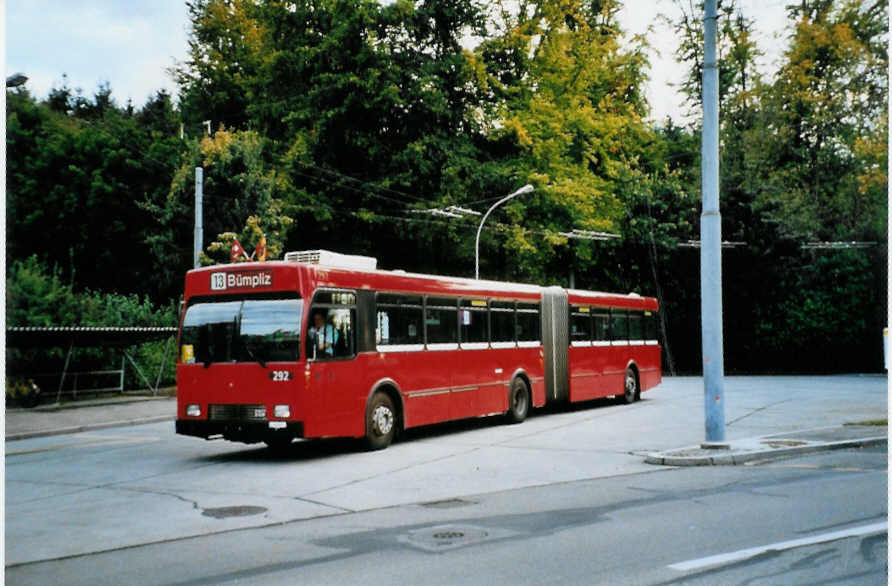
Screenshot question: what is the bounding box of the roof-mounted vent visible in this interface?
[284,249,377,271]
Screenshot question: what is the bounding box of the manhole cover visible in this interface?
[402,525,491,552]
[433,531,465,539]
[201,505,267,519]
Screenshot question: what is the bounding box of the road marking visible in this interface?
[668,521,887,572]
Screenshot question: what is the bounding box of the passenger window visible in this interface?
[376,294,423,347]
[593,311,610,342]
[611,310,629,342]
[490,301,516,344]
[570,306,593,343]
[629,311,644,341]
[644,310,660,341]
[460,299,489,345]
[516,302,540,343]
[426,297,458,344]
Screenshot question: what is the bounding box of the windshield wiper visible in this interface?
[243,340,267,368]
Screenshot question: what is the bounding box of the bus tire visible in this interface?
[506,378,530,424]
[365,392,396,450]
[620,367,639,404]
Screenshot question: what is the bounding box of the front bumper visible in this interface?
[176,419,304,444]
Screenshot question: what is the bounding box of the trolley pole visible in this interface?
[701,0,726,443]
[194,167,203,268]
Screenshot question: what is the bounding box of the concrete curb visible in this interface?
[645,436,887,466]
[6,395,176,413]
[6,415,176,442]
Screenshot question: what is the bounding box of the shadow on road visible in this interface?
[191,395,641,463]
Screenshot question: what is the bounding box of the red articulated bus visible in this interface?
[175,250,661,450]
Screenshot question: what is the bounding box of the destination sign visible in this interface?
[210,269,273,291]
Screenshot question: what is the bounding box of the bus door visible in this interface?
[456,299,501,417]
[422,297,464,423]
[568,305,598,402]
[306,291,362,437]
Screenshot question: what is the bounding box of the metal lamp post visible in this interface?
[194,167,203,268]
[474,184,534,279]
[701,0,726,443]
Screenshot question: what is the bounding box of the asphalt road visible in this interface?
[7,446,886,585]
[5,375,888,584]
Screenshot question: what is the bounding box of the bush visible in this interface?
[6,256,179,392]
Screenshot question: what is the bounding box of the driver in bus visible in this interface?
[308,311,338,358]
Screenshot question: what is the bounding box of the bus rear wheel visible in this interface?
[506,378,530,424]
[620,367,639,404]
[365,392,396,450]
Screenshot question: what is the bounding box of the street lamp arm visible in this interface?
[6,73,28,88]
[475,184,534,279]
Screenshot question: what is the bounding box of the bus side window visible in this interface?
[490,301,516,345]
[593,311,610,342]
[460,299,489,346]
[376,294,423,347]
[516,302,540,343]
[628,311,644,342]
[644,310,660,342]
[611,310,629,342]
[425,297,459,345]
[570,306,592,343]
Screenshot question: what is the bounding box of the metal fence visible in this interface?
[7,327,177,405]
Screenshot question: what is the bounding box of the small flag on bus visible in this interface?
[255,235,267,262]
[230,238,245,262]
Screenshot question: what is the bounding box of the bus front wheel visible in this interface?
[506,378,530,424]
[365,392,396,450]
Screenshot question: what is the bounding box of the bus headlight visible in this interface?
[186,404,201,417]
[274,405,291,419]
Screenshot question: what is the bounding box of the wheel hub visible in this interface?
[373,405,393,435]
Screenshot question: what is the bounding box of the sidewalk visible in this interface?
[5,395,176,441]
[645,424,887,466]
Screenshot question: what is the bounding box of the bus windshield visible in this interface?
[181,298,303,365]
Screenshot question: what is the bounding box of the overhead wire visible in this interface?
[292,161,432,204]
[290,169,417,208]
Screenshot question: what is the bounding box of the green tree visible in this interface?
[473,0,658,282]
[174,0,496,276]
[150,129,295,277]
[175,0,270,132]
[663,0,887,372]
[6,86,185,300]
[759,0,887,241]
[663,0,760,118]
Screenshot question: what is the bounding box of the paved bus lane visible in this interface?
[7,444,887,585]
[5,375,887,580]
